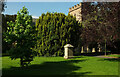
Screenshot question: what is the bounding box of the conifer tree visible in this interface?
[35,12,81,56]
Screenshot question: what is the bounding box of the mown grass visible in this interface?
[1,56,119,76]
[106,54,120,58]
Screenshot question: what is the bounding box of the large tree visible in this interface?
[35,12,81,56]
[4,7,37,67]
[2,14,17,53]
[0,0,6,12]
[81,2,120,53]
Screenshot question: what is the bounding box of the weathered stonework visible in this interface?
[64,44,74,59]
[69,3,82,22]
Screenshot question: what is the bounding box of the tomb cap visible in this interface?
[64,44,74,48]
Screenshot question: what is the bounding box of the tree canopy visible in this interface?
[81,2,120,53]
[35,12,82,56]
[0,0,6,12]
[4,6,37,67]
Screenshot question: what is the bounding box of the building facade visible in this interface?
[69,3,82,22]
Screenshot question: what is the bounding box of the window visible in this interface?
[74,14,76,17]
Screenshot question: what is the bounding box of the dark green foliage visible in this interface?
[81,2,120,53]
[35,12,81,56]
[4,7,37,67]
[0,0,6,12]
[2,14,17,32]
[2,14,17,53]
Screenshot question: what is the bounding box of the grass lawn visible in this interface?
[106,54,120,58]
[1,56,120,76]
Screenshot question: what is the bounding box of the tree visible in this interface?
[2,14,17,53]
[4,6,37,67]
[0,0,6,12]
[35,12,81,56]
[81,2,120,54]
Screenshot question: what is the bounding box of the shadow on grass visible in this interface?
[73,56,84,59]
[99,58,120,62]
[80,52,109,56]
[2,59,92,77]
[103,58,120,62]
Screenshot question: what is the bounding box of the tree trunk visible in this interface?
[20,57,24,67]
[105,39,106,56]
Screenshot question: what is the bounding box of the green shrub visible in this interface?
[35,12,82,56]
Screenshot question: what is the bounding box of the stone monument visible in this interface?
[64,44,74,59]
[81,46,84,53]
[92,48,96,52]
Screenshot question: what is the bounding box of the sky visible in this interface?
[3,2,81,18]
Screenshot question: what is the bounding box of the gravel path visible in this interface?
[95,55,120,59]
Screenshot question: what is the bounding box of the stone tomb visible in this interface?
[92,48,96,52]
[64,44,74,59]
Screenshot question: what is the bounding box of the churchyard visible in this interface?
[1,2,120,77]
[2,55,119,76]
[2,43,120,76]
[2,44,120,76]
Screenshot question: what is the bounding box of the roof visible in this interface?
[64,44,74,48]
